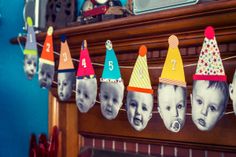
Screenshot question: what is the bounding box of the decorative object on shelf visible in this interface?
[29,134,37,157]
[57,35,75,101]
[99,40,124,120]
[23,0,48,31]
[126,45,153,131]
[38,134,49,157]
[158,35,187,133]
[23,17,38,80]
[80,0,128,24]
[191,26,229,131]
[229,70,236,116]
[132,0,199,15]
[38,26,55,89]
[76,40,97,113]
[48,126,59,157]
[46,0,76,29]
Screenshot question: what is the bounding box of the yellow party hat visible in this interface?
[159,35,186,87]
[127,45,153,94]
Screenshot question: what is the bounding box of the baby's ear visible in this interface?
[190,94,193,105]
[99,92,101,100]
[149,112,152,121]
[229,83,234,100]
[158,107,163,119]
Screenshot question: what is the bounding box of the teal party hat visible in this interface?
[100,40,122,83]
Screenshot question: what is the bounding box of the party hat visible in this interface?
[193,26,227,81]
[39,26,54,66]
[127,45,153,94]
[24,17,37,55]
[159,35,186,87]
[58,35,75,73]
[76,40,95,79]
[100,40,122,83]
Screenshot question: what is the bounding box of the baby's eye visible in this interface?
[77,89,81,94]
[47,73,51,79]
[166,106,171,111]
[27,60,32,65]
[196,99,203,105]
[33,62,36,67]
[130,102,137,107]
[63,82,67,86]
[103,95,108,100]
[209,105,216,112]
[113,98,117,104]
[142,105,147,111]
[58,82,61,86]
[84,93,89,99]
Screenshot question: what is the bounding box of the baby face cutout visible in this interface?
[229,70,236,115]
[99,82,124,120]
[57,72,75,101]
[126,91,153,131]
[191,80,228,131]
[158,83,186,132]
[38,62,54,89]
[24,54,37,80]
[76,78,97,113]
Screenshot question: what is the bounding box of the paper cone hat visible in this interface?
[24,17,37,55]
[39,26,54,66]
[76,40,95,79]
[193,26,227,81]
[127,45,153,94]
[159,35,186,87]
[58,35,75,73]
[100,40,122,83]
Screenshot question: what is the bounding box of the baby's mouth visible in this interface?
[105,106,113,115]
[133,116,142,126]
[40,81,47,88]
[170,119,182,132]
[198,118,206,127]
[59,92,64,98]
[77,102,84,110]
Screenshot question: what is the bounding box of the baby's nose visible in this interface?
[201,105,208,116]
[173,107,179,117]
[59,85,63,91]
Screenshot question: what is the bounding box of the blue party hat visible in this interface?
[100,40,122,83]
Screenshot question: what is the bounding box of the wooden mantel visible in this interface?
[11,0,236,156]
[11,0,236,57]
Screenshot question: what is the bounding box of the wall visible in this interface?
[0,1,48,157]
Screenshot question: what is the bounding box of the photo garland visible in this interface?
[19,17,236,132]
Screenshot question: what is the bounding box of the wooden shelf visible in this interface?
[11,0,236,57]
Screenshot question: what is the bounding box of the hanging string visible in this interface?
[17,34,25,54]
[18,35,236,69]
[18,34,235,115]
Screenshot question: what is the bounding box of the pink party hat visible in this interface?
[76,40,95,79]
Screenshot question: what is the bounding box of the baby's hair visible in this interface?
[158,83,187,101]
[233,69,236,82]
[193,80,229,111]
